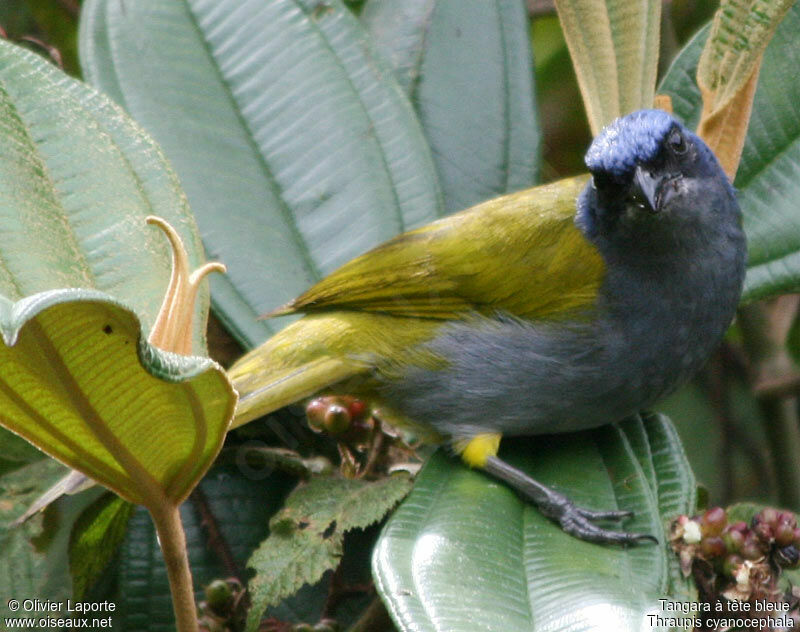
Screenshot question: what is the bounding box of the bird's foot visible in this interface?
[537,495,657,545]
[482,455,657,545]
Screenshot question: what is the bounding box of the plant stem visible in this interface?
[345,597,394,632]
[737,301,800,509]
[149,502,199,632]
[191,486,241,580]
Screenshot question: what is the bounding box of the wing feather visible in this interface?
[272,175,603,321]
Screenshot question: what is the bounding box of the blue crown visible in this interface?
[584,110,677,178]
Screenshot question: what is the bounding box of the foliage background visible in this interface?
[0,0,796,630]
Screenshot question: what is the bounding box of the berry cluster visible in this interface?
[682,507,800,577]
[671,505,800,611]
[305,396,369,436]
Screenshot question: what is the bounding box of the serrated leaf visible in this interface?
[246,473,412,632]
[554,0,660,134]
[373,414,695,632]
[362,0,541,211]
[660,4,800,302]
[69,494,135,600]
[80,0,444,348]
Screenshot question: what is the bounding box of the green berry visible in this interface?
[204,579,232,612]
[722,526,745,553]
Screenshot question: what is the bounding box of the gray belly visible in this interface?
[378,301,726,441]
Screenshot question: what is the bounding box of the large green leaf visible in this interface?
[0,39,207,350]
[373,414,696,632]
[362,0,541,211]
[79,0,444,348]
[660,4,800,301]
[0,38,235,506]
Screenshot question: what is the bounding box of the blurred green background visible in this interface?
[0,0,776,543]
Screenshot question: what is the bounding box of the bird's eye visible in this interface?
[668,130,687,155]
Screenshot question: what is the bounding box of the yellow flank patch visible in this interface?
[460,433,502,468]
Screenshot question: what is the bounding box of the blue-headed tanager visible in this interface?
[229,109,746,544]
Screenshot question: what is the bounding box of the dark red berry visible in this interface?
[347,398,368,421]
[700,507,727,536]
[324,404,351,434]
[700,536,727,558]
[758,508,780,528]
[741,534,766,560]
[778,510,797,529]
[306,398,329,431]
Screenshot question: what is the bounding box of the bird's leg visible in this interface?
[481,455,657,544]
[457,433,656,545]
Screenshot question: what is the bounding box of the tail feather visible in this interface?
[230,355,363,428]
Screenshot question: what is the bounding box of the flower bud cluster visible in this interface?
[675,507,800,580]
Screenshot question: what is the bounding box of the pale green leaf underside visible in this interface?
[0,38,235,505]
[80,0,444,348]
[0,290,234,505]
[555,0,660,134]
[373,414,695,632]
[0,37,209,353]
[660,4,800,301]
[362,0,541,211]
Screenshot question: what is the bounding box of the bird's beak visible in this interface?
[631,166,661,213]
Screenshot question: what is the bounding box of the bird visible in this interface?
[228,109,747,544]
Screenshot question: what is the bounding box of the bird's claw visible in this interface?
[537,490,658,544]
[541,497,656,545]
[575,507,633,521]
[481,455,658,545]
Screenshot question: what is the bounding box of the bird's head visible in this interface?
[577,109,739,250]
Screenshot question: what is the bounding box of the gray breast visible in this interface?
[378,238,745,442]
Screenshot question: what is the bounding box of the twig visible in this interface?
[149,504,199,632]
[54,0,80,19]
[705,349,774,503]
[191,486,242,581]
[527,0,555,17]
[345,597,395,632]
[737,301,800,509]
[754,374,800,400]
